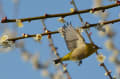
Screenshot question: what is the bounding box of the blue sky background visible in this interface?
[0,0,120,79]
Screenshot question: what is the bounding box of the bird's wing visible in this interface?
[62,24,86,51]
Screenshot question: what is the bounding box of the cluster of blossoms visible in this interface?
[57,8,77,23]
[0,35,15,48]
[16,19,23,28]
[97,53,106,63]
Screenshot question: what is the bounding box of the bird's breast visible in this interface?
[71,47,88,60]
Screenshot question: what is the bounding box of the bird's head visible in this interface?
[92,44,102,50]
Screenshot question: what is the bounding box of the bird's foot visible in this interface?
[78,60,82,66]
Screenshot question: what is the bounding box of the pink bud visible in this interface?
[1,16,7,23]
[44,13,48,17]
[116,0,120,5]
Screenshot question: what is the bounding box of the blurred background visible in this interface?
[0,0,120,79]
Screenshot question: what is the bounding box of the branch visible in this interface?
[1,3,120,23]
[7,18,120,42]
[71,0,93,43]
[81,18,120,29]
[8,31,59,41]
[40,20,71,79]
[71,0,113,79]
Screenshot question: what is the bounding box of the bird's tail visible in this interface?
[54,52,72,64]
[54,58,61,64]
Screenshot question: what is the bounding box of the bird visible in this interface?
[54,23,101,64]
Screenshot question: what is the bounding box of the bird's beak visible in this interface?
[98,46,102,49]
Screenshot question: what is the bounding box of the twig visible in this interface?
[7,31,59,41]
[81,18,120,29]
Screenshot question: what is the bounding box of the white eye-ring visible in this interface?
[93,46,96,49]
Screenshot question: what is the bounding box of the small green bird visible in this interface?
[54,24,101,64]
